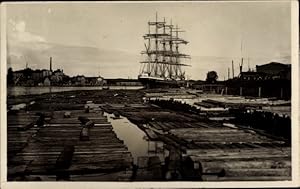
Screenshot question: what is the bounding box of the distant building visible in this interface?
[43,77,51,86]
[97,76,107,85]
[85,76,106,86]
[239,71,269,81]
[256,62,291,80]
[238,62,291,81]
[42,69,52,78]
[32,70,44,81]
[13,70,24,81]
[50,69,65,84]
[72,75,86,86]
[12,68,34,85]
[226,62,291,99]
[53,69,64,77]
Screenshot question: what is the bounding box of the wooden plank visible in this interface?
[8,133,35,138]
[144,129,158,140]
[190,153,291,160]
[67,163,132,174]
[7,165,28,176]
[149,122,163,130]
[72,152,132,158]
[17,152,61,156]
[50,118,107,123]
[56,145,75,169]
[73,150,130,155]
[74,147,129,153]
[7,136,32,141]
[211,176,291,181]
[10,155,59,163]
[200,159,291,172]
[187,147,291,156]
[148,156,162,179]
[44,123,110,126]
[188,136,274,143]
[72,157,133,165]
[224,168,291,177]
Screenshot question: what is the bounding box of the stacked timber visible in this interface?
[7,105,133,181]
[7,111,40,159]
[134,156,163,181]
[91,99,292,181]
[168,127,291,181]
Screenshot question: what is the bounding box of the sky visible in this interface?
[5,2,291,80]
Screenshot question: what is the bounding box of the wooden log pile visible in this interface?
[7,104,133,181]
[74,96,292,181]
[168,127,291,181]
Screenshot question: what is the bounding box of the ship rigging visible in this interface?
[138,13,191,88]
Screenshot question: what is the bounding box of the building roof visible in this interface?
[256,62,291,69]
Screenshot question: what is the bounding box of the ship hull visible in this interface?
[138,77,184,89]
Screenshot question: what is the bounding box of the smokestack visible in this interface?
[240,58,243,74]
[248,58,250,71]
[50,57,52,72]
[232,60,234,78]
[228,67,230,80]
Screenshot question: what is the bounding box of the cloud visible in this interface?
[15,20,25,32]
[8,19,46,43]
[7,19,50,64]
[47,8,52,14]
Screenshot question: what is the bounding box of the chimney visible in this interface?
[50,57,52,72]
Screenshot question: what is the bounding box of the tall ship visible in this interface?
[138,14,191,88]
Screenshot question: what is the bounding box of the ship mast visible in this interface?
[139,13,190,81]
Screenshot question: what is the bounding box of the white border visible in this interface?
[291,0,300,184]
[1,1,299,188]
[1,2,7,187]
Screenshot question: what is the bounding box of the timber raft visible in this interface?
[7,102,133,181]
[101,92,291,181]
[7,89,291,181]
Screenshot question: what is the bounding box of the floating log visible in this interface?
[80,127,90,141]
[78,116,90,124]
[85,120,94,128]
[180,156,203,180]
[17,122,35,131]
[144,129,158,140]
[56,145,75,169]
[148,156,162,180]
[55,145,75,181]
[64,111,71,118]
[213,176,292,181]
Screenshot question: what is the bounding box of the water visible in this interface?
[7,86,144,96]
[106,113,167,164]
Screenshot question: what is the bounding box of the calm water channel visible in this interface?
[106,112,168,164]
[8,86,143,96]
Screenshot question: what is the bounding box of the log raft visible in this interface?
[7,103,133,181]
[101,102,291,181]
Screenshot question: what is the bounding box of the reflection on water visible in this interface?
[8,86,144,96]
[106,113,168,164]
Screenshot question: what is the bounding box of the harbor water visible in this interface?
[7,86,143,96]
[106,112,167,164]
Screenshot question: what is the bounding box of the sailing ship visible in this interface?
[138,13,191,88]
